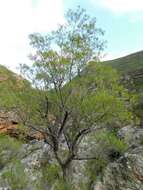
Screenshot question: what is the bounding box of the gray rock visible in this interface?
[94,181,104,190]
[118,125,143,146]
[0,109,20,124]
[94,146,143,190]
[1,125,143,189]
[0,140,52,190]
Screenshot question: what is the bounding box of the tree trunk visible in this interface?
[61,162,72,183]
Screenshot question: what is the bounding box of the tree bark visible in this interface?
[61,162,72,183]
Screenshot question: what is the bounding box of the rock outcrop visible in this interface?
[0,140,52,190]
[94,126,143,190]
[0,125,143,189]
[94,147,143,190]
[0,110,45,141]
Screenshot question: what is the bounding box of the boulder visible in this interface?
[93,126,143,190]
[97,146,143,190]
[118,125,143,146]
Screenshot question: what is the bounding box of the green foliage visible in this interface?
[63,62,134,126]
[54,180,73,190]
[2,160,28,190]
[0,134,22,150]
[132,92,143,122]
[104,51,143,121]
[95,132,128,155]
[42,163,61,186]
[19,6,135,185]
[21,6,134,128]
[23,6,105,90]
[104,51,143,74]
[85,131,128,188]
[15,85,42,124]
[0,135,22,169]
[85,157,107,187]
[0,65,30,108]
[41,163,73,190]
[0,64,39,125]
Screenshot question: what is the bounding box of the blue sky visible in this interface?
[64,0,143,60]
[1,0,143,71]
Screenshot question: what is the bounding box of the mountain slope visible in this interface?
[104,51,143,119]
[104,51,143,91]
[0,65,33,109]
[105,50,143,73]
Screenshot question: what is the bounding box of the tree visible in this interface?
[20,6,133,182]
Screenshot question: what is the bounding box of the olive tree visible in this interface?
[21,6,133,182]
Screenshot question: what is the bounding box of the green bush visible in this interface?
[95,131,128,159]
[42,163,61,186]
[0,135,22,169]
[2,160,28,190]
[41,163,74,190]
[85,131,128,189]
[54,180,73,190]
[0,134,22,150]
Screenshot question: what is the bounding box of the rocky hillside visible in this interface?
[94,126,143,190]
[0,65,42,140]
[105,51,143,91]
[104,51,143,122]
[0,65,30,108]
[0,125,143,190]
[0,61,143,189]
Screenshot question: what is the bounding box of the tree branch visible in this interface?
[63,131,71,151]
[73,156,97,161]
[26,124,54,147]
[72,125,104,152]
[58,111,68,137]
[27,123,56,140]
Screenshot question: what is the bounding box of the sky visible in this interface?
[1,0,143,71]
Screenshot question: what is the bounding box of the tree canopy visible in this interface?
[20,6,134,183]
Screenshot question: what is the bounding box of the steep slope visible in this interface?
[105,50,143,73]
[0,65,30,108]
[104,51,143,91]
[0,65,46,142]
[104,51,143,120]
[0,60,143,189]
[0,65,27,134]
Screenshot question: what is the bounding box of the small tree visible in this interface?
[20,6,133,182]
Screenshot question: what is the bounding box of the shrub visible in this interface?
[0,135,22,169]
[85,131,128,189]
[2,160,28,190]
[42,163,61,186]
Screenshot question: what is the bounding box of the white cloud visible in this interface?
[102,48,143,61]
[91,0,143,13]
[0,0,64,72]
[102,52,127,61]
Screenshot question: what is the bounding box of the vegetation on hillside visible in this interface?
[105,51,143,123]
[19,6,135,187]
[105,51,143,73]
[0,65,30,109]
[0,5,141,190]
